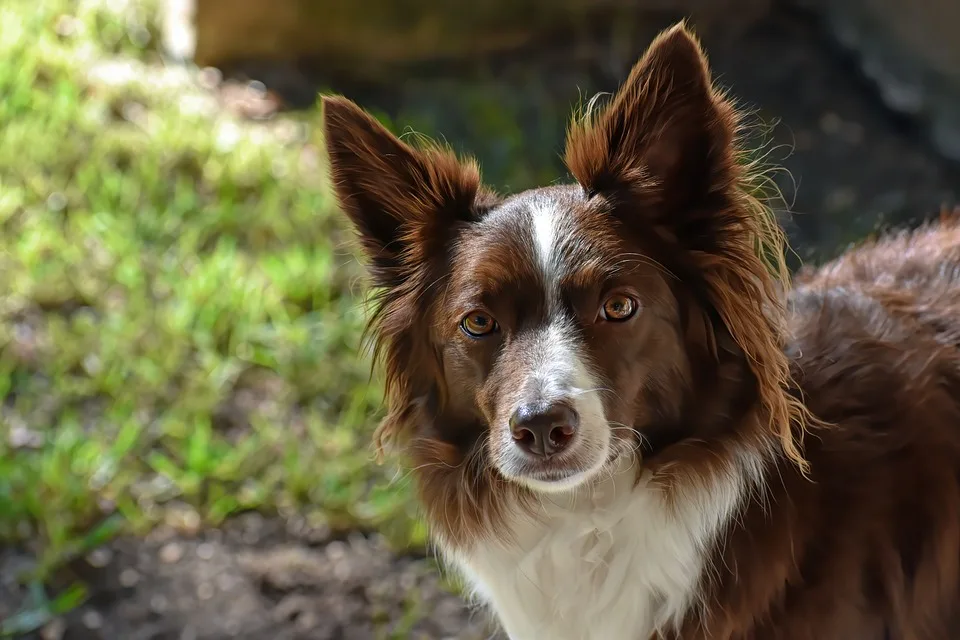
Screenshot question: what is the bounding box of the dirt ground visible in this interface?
[4,514,501,640]
[4,6,960,640]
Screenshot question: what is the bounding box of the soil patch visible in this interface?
[7,514,500,640]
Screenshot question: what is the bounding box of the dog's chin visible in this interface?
[514,468,600,494]
[497,443,610,495]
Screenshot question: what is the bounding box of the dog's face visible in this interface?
[430,185,688,492]
[323,24,801,512]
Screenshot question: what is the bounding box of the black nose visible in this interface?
[509,401,579,458]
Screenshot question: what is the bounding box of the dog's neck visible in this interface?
[442,444,769,640]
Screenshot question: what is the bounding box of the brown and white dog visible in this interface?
[322,22,960,640]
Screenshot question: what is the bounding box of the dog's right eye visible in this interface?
[600,294,639,322]
[460,311,499,338]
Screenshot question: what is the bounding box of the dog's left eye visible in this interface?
[600,294,638,322]
[461,311,499,338]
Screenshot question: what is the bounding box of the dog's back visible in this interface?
[683,220,960,638]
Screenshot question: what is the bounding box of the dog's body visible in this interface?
[323,23,960,640]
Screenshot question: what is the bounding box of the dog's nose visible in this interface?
[509,401,579,458]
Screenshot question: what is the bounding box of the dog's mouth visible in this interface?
[515,459,584,482]
[495,431,612,493]
[510,465,597,493]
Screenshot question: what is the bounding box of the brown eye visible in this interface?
[461,311,498,338]
[600,294,638,322]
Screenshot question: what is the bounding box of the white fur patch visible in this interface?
[525,195,588,303]
[530,202,559,281]
[497,320,610,493]
[448,449,766,640]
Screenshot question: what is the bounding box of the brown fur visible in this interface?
[322,96,519,542]
[563,23,816,484]
[677,218,960,639]
[324,21,960,640]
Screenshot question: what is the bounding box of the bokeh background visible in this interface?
[0,0,957,638]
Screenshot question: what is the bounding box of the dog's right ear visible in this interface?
[322,96,493,288]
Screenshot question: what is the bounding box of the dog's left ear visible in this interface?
[567,23,814,472]
[564,22,737,220]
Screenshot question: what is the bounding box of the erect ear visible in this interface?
[564,22,737,217]
[566,24,815,472]
[322,96,495,288]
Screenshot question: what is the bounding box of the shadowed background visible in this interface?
[189,0,960,261]
[0,0,957,638]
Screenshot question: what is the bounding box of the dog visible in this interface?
[322,22,960,640]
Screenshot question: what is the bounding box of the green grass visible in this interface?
[0,0,421,629]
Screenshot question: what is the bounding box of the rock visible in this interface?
[158,542,184,564]
[794,0,960,161]
[172,0,772,78]
[82,610,104,630]
[39,619,66,640]
[153,0,958,262]
[118,568,141,587]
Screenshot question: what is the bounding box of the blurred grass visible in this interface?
[0,0,422,620]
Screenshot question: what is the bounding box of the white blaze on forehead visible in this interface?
[530,201,561,284]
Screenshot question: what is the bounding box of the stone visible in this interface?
[170,0,772,79]
[796,0,960,161]
[158,542,184,564]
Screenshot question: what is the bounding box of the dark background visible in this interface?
[199,0,960,264]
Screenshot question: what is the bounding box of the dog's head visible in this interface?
[324,23,808,543]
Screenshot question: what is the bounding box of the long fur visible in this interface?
[324,21,960,640]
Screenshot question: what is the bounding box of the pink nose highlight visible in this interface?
[509,401,579,458]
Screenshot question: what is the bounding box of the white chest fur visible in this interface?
[446,455,763,640]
